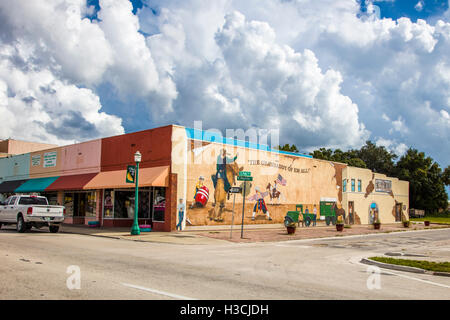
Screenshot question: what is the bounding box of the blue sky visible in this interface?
[366,0,449,22]
[0,0,449,196]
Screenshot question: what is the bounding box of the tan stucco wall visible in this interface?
[342,166,409,224]
[0,139,56,155]
[29,147,62,178]
[182,137,345,225]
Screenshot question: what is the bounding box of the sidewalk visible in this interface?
[195,222,450,243]
[60,224,228,245]
[60,222,450,245]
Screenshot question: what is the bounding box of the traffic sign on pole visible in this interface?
[237,176,253,181]
[229,187,242,194]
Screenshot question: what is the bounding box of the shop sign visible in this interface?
[43,152,57,168]
[31,155,41,167]
[126,165,136,183]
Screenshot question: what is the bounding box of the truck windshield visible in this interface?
[18,197,48,205]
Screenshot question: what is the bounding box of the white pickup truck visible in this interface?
[0,195,65,233]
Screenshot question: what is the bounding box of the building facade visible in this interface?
[0,125,409,231]
[0,139,57,158]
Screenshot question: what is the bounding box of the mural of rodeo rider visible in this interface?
[190,176,205,209]
[212,148,238,195]
[248,186,272,221]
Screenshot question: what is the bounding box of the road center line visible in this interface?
[121,282,197,300]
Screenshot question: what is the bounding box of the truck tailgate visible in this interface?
[30,206,64,217]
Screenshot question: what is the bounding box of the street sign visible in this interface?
[126,165,136,183]
[237,176,253,181]
[239,171,251,176]
[229,187,242,194]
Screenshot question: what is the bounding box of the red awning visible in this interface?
[45,173,98,191]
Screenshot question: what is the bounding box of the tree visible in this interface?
[277,144,299,153]
[443,166,450,186]
[394,149,448,213]
[357,141,397,175]
[309,148,366,168]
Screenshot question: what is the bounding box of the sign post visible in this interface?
[230,193,236,239]
[237,172,252,239]
[228,187,242,239]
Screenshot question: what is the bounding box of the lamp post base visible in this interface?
[131,223,141,235]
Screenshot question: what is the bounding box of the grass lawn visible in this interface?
[410,217,450,224]
[369,257,450,273]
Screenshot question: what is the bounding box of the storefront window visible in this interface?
[41,192,58,205]
[153,187,166,222]
[103,190,114,218]
[64,191,96,217]
[112,189,151,219]
[86,192,97,217]
[64,193,74,216]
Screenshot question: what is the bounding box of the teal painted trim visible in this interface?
[185,128,312,159]
[15,176,59,193]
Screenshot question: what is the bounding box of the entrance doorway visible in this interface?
[395,203,402,222]
[348,201,354,224]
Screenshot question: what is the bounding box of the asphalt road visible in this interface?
[0,226,449,300]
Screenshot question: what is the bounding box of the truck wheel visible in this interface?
[49,225,59,233]
[331,216,336,225]
[284,216,294,227]
[17,215,26,233]
[304,217,312,227]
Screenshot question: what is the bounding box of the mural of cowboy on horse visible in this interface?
[210,148,242,222]
[211,148,238,195]
[266,174,286,205]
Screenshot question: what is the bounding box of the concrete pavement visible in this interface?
[0,225,449,299]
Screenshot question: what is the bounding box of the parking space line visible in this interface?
[121,282,197,300]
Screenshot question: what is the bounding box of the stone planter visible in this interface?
[373,223,381,230]
[403,221,410,228]
[424,221,430,227]
[336,224,344,232]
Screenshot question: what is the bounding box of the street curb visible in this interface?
[61,230,122,240]
[60,229,228,245]
[360,258,450,277]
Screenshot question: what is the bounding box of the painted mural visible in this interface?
[185,140,343,226]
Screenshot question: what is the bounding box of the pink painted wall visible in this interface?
[60,139,101,176]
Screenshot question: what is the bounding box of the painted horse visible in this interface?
[210,162,243,222]
[266,182,283,204]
